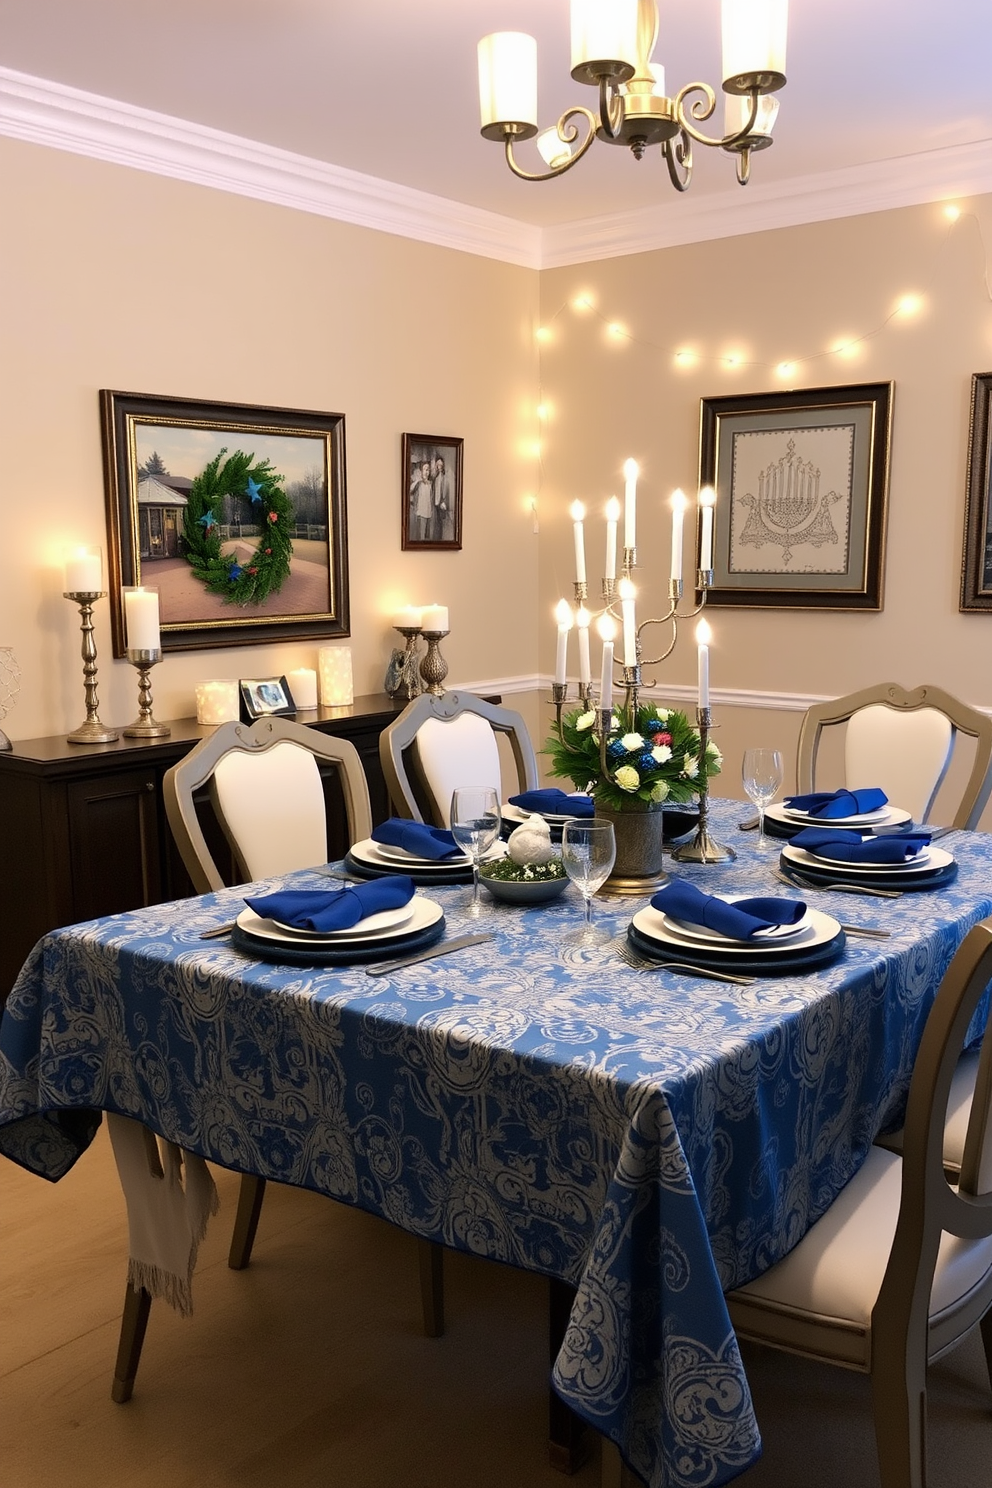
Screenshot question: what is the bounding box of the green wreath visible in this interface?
[181,448,293,606]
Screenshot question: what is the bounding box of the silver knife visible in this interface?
[365,932,493,976]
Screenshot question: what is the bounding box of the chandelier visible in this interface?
[478,0,787,192]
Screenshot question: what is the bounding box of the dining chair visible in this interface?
[725,915,992,1488]
[379,691,539,826]
[113,717,444,1402]
[796,681,992,830]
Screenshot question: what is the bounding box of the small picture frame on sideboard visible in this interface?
[239,675,296,722]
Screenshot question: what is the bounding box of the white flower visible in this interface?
[705,740,723,766]
[682,755,699,779]
[575,711,596,731]
[654,708,671,722]
[614,765,640,791]
[651,744,672,764]
[620,732,644,751]
[649,781,670,803]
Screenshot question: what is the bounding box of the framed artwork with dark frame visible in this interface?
[960,372,992,611]
[401,433,463,550]
[101,390,350,656]
[238,675,296,722]
[698,382,893,609]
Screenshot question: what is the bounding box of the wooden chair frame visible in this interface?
[796,682,992,830]
[379,691,539,825]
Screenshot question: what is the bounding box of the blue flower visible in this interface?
[607,740,626,760]
[637,752,656,773]
[645,717,667,733]
[229,564,243,580]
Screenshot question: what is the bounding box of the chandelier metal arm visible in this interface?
[598,75,625,140]
[662,131,693,193]
[503,107,599,181]
[673,82,760,151]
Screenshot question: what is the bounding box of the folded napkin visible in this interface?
[790,827,930,864]
[508,788,594,817]
[245,876,415,932]
[783,787,888,818]
[652,881,807,941]
[371,818,462,860]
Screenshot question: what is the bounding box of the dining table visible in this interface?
[1,797,991,1488]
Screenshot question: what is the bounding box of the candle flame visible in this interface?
[698,486,716,508]
[670,488,688,512]
[569,500,585,521]
[622,458,639,481]
[576,606,591,628]
[597,615,617,641]
[555,598,573,627]
[696,618,712,644]
[605,496,621,521]
[618,577,636,600]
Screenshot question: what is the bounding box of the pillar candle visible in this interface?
[123,587,160,651]
[570,501,586,584]
[64,546,103,594]
[604,497,620,580]
[195,679,240,726]
[554,599,572,685]
[696,619,711,710]
[319,647,354,705]
[576,606,591,685]
[392,606,423,629]
[287,667,318,709]
[623,459,638,550]
[699,486,716,570]
[619,577,637,666]
[421,605,449,631]
[670,489,687,585]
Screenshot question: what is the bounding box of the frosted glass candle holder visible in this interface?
[286,667,318,710]
[195,679,240,726]
[319,646,353,705]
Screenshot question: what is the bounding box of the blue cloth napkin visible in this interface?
[245,876,415,932]
[783,787,888,818]
[790,827,931,864]
[508,789,595,817]
[652,881,807,941]
[371,818,463,860]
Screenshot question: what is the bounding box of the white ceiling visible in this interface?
[0,0,990,231]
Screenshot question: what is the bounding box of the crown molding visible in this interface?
[0,66,542,270]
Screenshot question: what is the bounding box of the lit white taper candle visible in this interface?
[618,576,637,666]
[698,486,716,570]
[623,459,639,550]
[604,496,620,580]
[576,605,591,685]
[570,501,586,584]
[696,618,712,710]
[555,598,573,685]
[670,489,687,585]
[597,614,616,713]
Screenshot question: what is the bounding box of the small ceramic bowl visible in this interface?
[478,867,570,905]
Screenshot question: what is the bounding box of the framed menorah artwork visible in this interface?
[960,371,992,611]
[698,382,893,609]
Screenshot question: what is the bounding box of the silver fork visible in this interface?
[774,866,902,899]
[615,942,758,986]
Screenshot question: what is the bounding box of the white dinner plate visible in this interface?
[503,802,592,826]
[237,897,442,947]
[373,839,469,865]
[769,802,912,830]
[782,843,953,877]
[350,838,506,872]
[632,904,839,957]
[269,901,415,938]
[660,902,813,946]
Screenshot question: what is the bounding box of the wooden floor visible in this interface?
[2,1127,991,1488]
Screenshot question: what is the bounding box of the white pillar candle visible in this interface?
[618,577,637,666]
[318,647,354,705]
[696,619,712,710]
[287,667,318,710]
[123,587,160,652]
[64,546,103,594]
[195,679,240,727]
[554,599,573,685]
[576,606,591,685]
[698,486,716,570]
[421,605,449,631]
[597,615,616,713]
[604,496,620,580]
[392,606,423,629]
[569,501,586,584]
[670,489,687,585]
[623,459,639,550]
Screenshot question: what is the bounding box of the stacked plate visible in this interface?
[779,840,957,892]
[763,801,913,839]
[502,802,700,844]
[628,898,846,976]
[345,837,507,885]
[231,896,446,966]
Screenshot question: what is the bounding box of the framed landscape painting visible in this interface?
[698,382,893,609]
[960,371,992,611]
[101,391,350,655]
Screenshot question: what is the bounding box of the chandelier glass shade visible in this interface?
[478,0,787,192]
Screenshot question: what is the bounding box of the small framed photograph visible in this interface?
[239,674,296,722]
[698,382,893,609]
[401,433,463,550]
[960,372,992,611]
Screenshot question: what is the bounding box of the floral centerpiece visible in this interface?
[544,703,721,812]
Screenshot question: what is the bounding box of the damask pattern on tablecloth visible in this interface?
[2,802,992,1488]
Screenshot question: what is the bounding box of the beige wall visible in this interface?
[0,137,540,741]
[538,199,992,819]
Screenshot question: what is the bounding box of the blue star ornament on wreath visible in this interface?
[181,447,293,606]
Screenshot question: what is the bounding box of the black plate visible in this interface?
[627,923,847,978]
[231,915,447,966]
[344,850,474,886]
[778,855,957,893]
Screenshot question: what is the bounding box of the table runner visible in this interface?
[2,800,991,1488]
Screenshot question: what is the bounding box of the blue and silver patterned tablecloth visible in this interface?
[2,799,991,1488]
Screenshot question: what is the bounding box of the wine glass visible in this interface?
[561,820,616,944]
[450,786,501,916]
[742,748,785,849]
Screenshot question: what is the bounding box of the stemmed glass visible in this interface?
[561,820,616,945]
[742,748,785,849]
[450,787,501,916]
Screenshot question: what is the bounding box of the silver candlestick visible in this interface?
[64,591,119,745]
[419,629,449,696]
[123,648,170,738]
[670,707,736,864]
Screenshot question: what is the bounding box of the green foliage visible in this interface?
[543,702,721,812]
[181,448,293,606]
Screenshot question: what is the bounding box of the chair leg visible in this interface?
[980,1310,992,1393]
[548,1277,589,1474]
[418,1238,445,1337]
[228,1174,266,1269]
[111,1282,151,1403]
[869,1348,927,1488]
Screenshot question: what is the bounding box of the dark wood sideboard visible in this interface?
[0,695,407,1001]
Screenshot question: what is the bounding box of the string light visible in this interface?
[674,349,697,368]
[535,325,552,343]
[895,293,923,318]
[775,361,796,378]
[607,322,627,340]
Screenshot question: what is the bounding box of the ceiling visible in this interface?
[0,0,989,230]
